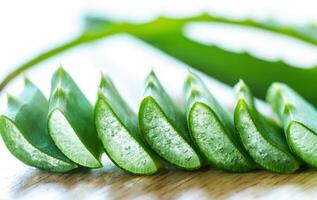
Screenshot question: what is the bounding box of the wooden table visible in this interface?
[1,140,317,200]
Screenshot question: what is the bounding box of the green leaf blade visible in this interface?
[267,83,317,167]
[185,72,255,172]
[95,75,160,175]
[139,71,201,170]
[234,81,300,173]
[48,67,102,168]
[131,16,317,106]
[0,80,77,172]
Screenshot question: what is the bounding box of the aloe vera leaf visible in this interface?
[267,83,317,168]
[184,72,256,172]
[138,71,201,170]
[2,14,317,107]
[84,14,317,46]
[234,80,300,173]
[48,67,103,168]
[0,78,77,172]
[95,74,161,174]
[131,19,317,107]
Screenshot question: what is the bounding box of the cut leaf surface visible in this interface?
[48,67,102,168]
[95,75,160,175]
[267,83,317,167]
[185,72,255,172]
[139,71,201,170]
[0,79,76,172]
[234,80,300,173]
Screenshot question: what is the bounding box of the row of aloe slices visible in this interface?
[1,67,317,174]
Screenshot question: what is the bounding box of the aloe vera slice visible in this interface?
[234,80,300,173]
[267,83,317,168]
[0,78,77,172]
[139,71,201,170]
[184,72,255,172]
[95,74,161,174]
[48,67,102,168]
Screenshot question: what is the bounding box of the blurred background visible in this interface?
[1,0,317,114]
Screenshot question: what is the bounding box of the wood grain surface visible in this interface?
[2,149,317,200]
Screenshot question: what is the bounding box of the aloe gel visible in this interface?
[95,74,161,174]
[139,71,201,170]
[184,72,256,172]
[234,80,300,173]
[0,78,77,172]
[267,83,317,168]
[48,67,103,168]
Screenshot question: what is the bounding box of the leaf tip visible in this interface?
[237,79,246,86]
[146,77,156,88]
[56,66,66,78]
[186,72,194,83]
[99,72,107,87]
[271,82,284,96]
[234,79,248,93]
[23,75,32,86]
[146,69,159,87]
[97,87,104,99]
[6,93,14,102]
[190,86,200,98]
[6,93,20,106]
[185,69,199,85]
[148,68,157,78]
[284,102,294,114]
[53,87,67,99]
[99,73,115,92]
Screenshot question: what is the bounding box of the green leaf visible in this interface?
[0,78,77,172]
[84,14,317,46]
[48,67,103,168]
[184,71,255,172]
[234,80,300,173]
[2,14,317,106]
[138,71,201,170]
[267,83,317,168]
[95,74,161,175]
[131,16,317,106]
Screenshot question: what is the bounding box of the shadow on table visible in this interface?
[12,162,317,200]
